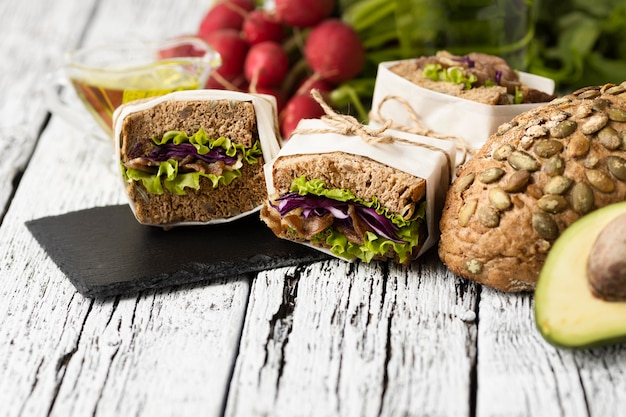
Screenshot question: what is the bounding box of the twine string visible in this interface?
[368,94,474,165]
[292,90,455,180]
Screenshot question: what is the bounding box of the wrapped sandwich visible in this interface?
[261,117,455,265]
[439,83,626,292]
[370,51,556,157]
[114,90,281,226]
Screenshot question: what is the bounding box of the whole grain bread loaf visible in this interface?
[119,99,267,225]
[261,151,427,264]
[438,83,626,292]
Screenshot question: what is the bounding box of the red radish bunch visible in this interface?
[194,0,366,139]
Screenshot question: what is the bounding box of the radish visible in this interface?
[274,0,335,28]
[158,35,208,59]
[198,0,255,37]
[249,85,286,113]
[202,29,249,87]
[280,93,326,139]
[304,19,365,84]
[242,10,285,45]
[244,41,289,88]
[295,75,333,96]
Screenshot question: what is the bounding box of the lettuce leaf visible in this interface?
[422,63,478,90]
[286,176,426,263]
[122,129,262,196]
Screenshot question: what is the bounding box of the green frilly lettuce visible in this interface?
[290,176,426,264]
[422,63,478,90]
[121,129,263,196]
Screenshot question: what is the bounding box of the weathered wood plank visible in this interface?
[0,0,97,216]
[0,1,249,417]
[476,288,626,417]
[226,250,479,417]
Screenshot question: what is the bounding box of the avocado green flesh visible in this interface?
[535,201,626,349]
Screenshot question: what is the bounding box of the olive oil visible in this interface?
[70,64,200,135]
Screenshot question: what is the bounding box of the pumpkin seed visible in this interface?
[567,134,591,157]
[454,173,475,192]
[571,182,594,214]
[488,188,512,210]
[584,155,599,168]
[597,126,622,150]
[479,167,505,184]
[493,144,515,161]
[466,259,483,274]
[551,97,571,105]
[544,176,573,195]
[606,85,626,95]
[525,124,548,138]
[532,212,559,240]
[538,195,569,213]
[458,199,478,227]
[526,184,544,200]
[534,139,564,158]
[585,169,615,193]
[509,150,540,171]
[592,98,609,111]
[543,155,565,176]
[497,122,516,135]
[504,170,531,193]
[477,205,500,228]
[607,107,626,122]
[607,156,626,181]
[574,86,599,96]
[549,120,577,138]
[550,112,569,122]
[574,105,592,119]
[578,89,601,100]
[580,113,609,135]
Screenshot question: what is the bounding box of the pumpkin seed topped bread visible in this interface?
[438,82,626,292]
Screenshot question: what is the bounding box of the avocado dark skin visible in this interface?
[535,201,626,349]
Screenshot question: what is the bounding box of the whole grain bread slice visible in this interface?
[270,151,426,218]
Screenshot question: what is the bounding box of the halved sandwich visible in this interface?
[114,90,281,226]
[260,118,455,265]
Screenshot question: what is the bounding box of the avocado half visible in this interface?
[535,201,626,349]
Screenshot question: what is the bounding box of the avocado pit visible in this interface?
[587,213,626,301]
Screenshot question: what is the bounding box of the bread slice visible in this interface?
[118,98,267,226]
[390,50,556,105]
[438,83,626,292]
[261,151,428,264]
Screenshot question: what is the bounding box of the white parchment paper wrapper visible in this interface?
[264,118,456,261]
[113,89,281,226]
[370,60,556,158]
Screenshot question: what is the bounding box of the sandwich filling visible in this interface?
[121,128,263,195]
[266,176,426,264]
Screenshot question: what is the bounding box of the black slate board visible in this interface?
[26,205,330,298]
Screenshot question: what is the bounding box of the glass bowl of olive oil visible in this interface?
[46,36,221,141]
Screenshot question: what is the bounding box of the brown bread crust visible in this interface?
[438,83,626,292]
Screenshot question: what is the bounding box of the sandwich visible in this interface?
[389,50,556,105]
[261,118,455,265]
[438,82,626,292]
[114,90,281,226]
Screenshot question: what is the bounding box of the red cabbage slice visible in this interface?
[274,192,404,243]
[147,143,238,165]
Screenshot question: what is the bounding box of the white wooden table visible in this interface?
[2,1,626,416]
